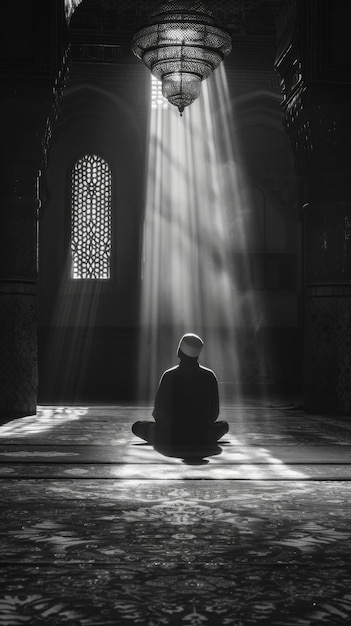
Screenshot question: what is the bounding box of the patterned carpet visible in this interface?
[1,404,351,625]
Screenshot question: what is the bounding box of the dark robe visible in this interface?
[152,356,220,449]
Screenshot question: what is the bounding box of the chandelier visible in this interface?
[132,1,232,115]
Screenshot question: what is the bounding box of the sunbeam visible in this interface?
[40,256,104,401]
[138,67,265,403]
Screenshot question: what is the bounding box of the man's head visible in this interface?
[177,333,204,360]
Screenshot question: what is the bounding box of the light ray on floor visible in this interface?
[139,67,266,403]
[0,406,88,437]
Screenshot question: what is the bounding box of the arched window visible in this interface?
[70,154,112,280]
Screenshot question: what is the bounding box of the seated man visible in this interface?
[132,333,229,457]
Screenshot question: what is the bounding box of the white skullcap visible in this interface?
[178,333,204,358]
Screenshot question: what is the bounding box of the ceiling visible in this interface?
[69,0,288,44]
[67,0,287,96]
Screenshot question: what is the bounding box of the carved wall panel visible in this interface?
[0,284,37,417]
[275,0,351,413]
[304,289,351,413]
[304,204,351,285]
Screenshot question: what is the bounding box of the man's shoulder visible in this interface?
[161,365,179,378]
[199,364,218,380]
[161,363,217,381]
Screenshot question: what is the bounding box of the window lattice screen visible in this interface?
[151,75,168,109]
[71,154,112,280]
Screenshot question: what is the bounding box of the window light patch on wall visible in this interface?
[70,154,112,280]
[151,75,169,110]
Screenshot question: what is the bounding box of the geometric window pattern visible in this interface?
[151,75,168,110]
[71,154,112,279]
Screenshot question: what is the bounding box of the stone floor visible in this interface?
[0,403,351,624]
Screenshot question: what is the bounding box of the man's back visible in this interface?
[153,357,219,446]
[132,333,228,456]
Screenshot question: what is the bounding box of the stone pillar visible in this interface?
[0,162,39,417]
[0,1,69,418]
[276,0,351,413]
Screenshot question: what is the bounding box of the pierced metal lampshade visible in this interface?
[132,0,232,114]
